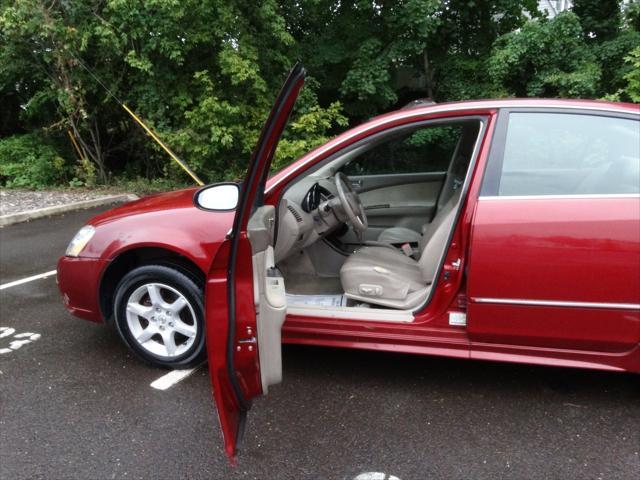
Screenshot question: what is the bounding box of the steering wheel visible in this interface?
[334,172,368,235]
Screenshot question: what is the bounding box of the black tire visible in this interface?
[113,265,206,369]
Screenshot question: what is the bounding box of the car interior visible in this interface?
[247,118,484,322]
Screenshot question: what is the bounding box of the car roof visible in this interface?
[266,98,638,192]
[386,98,639,117]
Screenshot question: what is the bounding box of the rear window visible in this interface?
[498,113,639,196]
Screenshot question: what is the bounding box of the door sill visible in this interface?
[287,302,414,323]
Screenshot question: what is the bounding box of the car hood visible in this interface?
[88,187,201,226]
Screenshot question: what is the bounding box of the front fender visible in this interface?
[82,207,235,273]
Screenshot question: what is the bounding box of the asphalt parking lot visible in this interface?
[1,206,639,480]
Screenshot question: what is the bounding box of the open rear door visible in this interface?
[205,64,306,461]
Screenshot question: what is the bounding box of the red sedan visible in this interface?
[57,65,640,459]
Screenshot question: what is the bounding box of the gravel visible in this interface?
[0,189,116,216]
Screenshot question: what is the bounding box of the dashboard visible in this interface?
[301,183,333,213]
[274,180,344,262]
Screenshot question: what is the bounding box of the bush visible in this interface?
[116,176,192,195]
[0,133,70,188]
[603,46,640,102]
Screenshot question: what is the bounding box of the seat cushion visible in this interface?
[354,245,419,268]
[340,246,426,301]
[377,227,422,245]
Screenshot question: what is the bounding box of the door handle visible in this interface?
[365,204,390,210]
[350,179,363,189]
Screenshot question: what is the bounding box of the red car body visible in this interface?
[57,75,639,459]
[57,97,640,372]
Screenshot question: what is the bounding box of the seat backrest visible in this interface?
[435,123,479,214]
[416,123,479,282]
[417,188,461,283]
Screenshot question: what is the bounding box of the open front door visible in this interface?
[205,64,306,461]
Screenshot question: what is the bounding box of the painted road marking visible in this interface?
[354,474,401,480]
[0,328,41,354]
[0,270,57,290]
[0,327,15,339]
[150,366,200,390]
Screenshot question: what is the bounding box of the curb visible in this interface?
[0,194,139,227]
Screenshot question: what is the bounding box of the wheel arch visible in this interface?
[99,246,206,325]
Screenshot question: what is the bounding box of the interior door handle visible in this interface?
[350,179,363,189]
[365,204,390,210]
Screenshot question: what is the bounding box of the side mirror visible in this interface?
[194,183,240,211]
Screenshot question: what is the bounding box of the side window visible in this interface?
[342,124,463,176]
[498,113,639,196]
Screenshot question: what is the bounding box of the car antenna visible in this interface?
[401,98,437,110]
[71,54,204,186]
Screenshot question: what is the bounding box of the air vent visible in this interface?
[287,205,303,223]
[318,186,334,201]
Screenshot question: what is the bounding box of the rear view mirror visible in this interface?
[194,183,239,211]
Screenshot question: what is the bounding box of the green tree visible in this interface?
[488,12,601,98]
[1,1,113,181]
[282,0,441,118]
[570,1,640,100]
[283,0,537,119]
[1,0,346,185]
[0,0,636,190]
[603,46,640,102]
[572,0,621,42]
[620,46,640,102]
[422,0,538,101]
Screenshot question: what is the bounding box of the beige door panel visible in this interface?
[339,172,445,243]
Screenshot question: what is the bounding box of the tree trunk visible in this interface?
[41,3,108,184]
[69,118,107,183]
[422,48,434,100]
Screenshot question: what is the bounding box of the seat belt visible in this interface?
[400,243,413,257]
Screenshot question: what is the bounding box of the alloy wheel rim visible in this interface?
[125,282,198,358]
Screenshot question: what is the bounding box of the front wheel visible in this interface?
[113,265,206,369]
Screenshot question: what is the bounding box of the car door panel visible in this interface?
[205,64,305,461]
[467,197,640,353]
[205,237,259,459]
[247,205,286,392]
[352,171,445,194]
[341,172,445,242]
[468,110,640,354]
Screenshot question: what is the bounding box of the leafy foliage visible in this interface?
[0,1,637,189]
[572,0,621,41]
[604,46,640,102]
[488,12,601,98]
[343,124,464,176]
[0,134,69,188]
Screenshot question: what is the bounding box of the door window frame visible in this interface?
[279,115,489,192]
[479,108,640,198]
[273,114,489,315]
[338,122,470,177]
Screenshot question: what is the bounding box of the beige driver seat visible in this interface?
[340,122,479,309]
[375,123,478,246]
[340,190,461,310]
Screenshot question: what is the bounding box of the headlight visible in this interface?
[65,225,96,257]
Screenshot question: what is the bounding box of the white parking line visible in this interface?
[150,366,200,390]
[0,328,42,354]
[354,474,401,480]
[0,270,57,290]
